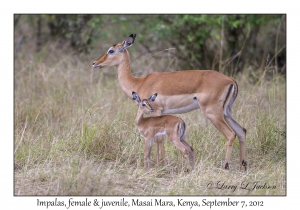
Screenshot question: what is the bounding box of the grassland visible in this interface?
[14,36,286,196]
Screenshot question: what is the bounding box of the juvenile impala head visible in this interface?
[92,34,136,68]
[132,91,157,114]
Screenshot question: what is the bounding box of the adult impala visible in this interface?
[132,92,194,171]
[92,34,247,171]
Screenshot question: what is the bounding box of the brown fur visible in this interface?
[93,34,247,171]
[132,92,194,170]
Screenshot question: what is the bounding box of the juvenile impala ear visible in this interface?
[122,34,136,50]
[132,91,141,104]
[149,93,157,102]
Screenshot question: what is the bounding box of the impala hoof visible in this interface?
[225,162,229,169]
[185,168,191,173]
[241,160,247,171]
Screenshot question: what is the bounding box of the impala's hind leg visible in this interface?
[224,109,247,171]
[223,84,247,171]
[169,135,192,172]
[180,138,195,168]
[202,105,236,170]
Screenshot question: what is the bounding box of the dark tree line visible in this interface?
[14,14,286,76]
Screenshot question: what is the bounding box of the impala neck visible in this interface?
[116,50,139,98]
[135,108,146,127]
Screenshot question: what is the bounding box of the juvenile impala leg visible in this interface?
[181,138,195,168]
[153,109,166,167]
[155,137,166,167]
[144,138,154,168]
[155,139,159,166]
[169,136,193,172]
[154,139,166,167]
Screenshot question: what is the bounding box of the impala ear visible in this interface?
[149,93,157,102]
[122,34,136,50]
[132,91,141,104]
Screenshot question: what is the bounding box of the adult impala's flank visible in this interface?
[132,92,194,170]
[92,34,247,171]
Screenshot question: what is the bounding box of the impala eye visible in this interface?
[108,49,114,54]
[142,103,146,107]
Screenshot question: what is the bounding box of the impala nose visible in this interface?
[92,61,96,65]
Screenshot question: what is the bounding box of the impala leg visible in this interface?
[155,138,159,166]
[155,136,166,167]
[205,110,236,170]
[144,138,154,169]
[180,138,195,168]
[224,136,236,170]
[224,115,247,171]
[152,109,167,167]
[170,135,192,172]
[159,137,166,167]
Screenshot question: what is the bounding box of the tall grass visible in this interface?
[14,38,285,195]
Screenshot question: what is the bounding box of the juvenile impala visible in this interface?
[92,34,247,171]
[132,92,194,170]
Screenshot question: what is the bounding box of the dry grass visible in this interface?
[14,34,286,196]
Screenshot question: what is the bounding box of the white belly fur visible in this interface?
[162,97,200,114]
[154,131,166,137]
[141,132,166,147]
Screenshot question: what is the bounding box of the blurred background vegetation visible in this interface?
[14,14,286,195]
[14,14,286,77]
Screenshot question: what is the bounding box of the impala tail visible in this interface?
[93,34,246,171]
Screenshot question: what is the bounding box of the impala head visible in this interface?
[92,34,136,68]
[132,91,157,114]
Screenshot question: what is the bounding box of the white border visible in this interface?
[2,0,297,209]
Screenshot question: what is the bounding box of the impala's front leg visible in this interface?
[155,138,159,166]
[144,138,153,169]
[152,109,166,167]
[155,136,166,167]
